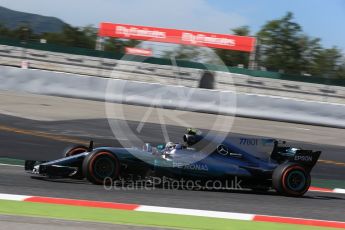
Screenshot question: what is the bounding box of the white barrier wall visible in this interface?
[1,44,345,104]
[1,66,345,128]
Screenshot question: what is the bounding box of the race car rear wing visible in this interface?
[289,150,321,169]
[271,140,321,170]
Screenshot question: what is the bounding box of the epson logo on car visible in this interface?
[294,155,313,162]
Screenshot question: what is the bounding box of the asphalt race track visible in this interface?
[0,90,345,222]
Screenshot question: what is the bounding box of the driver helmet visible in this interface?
[165,142,176,150]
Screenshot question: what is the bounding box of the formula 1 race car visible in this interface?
[25,129,321,197]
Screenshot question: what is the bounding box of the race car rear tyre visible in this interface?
[272,163,311,197]
[63,145,88,158]
[83,150,120,185]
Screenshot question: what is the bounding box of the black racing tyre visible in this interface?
[272,163,311,197]
[63,145,88,158]
[82,150,120,185]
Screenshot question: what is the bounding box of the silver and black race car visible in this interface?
[25,129,321,197]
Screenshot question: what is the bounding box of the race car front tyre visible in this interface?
[82,150,120,185]
[272,162,311,197]
[61,144,89,179]
[63,144,88,158]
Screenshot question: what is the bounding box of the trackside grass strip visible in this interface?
[0,200,338,230]
[312,179,345,189]
[0,158,24,166]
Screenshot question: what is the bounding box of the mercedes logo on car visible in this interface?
[217,144,229,155]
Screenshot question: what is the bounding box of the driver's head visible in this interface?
[165,142,176,150]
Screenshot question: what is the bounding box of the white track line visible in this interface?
[333,188,345,194]
[0,193,29,201]
[136,205,254,220]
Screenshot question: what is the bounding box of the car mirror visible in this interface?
[229,152,242,158]
[156,144,165,151]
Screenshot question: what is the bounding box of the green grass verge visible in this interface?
[0,200,338,230]
[0,158,24,166]
[312,179,345,189]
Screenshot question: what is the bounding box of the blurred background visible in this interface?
[0,0,344,86]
